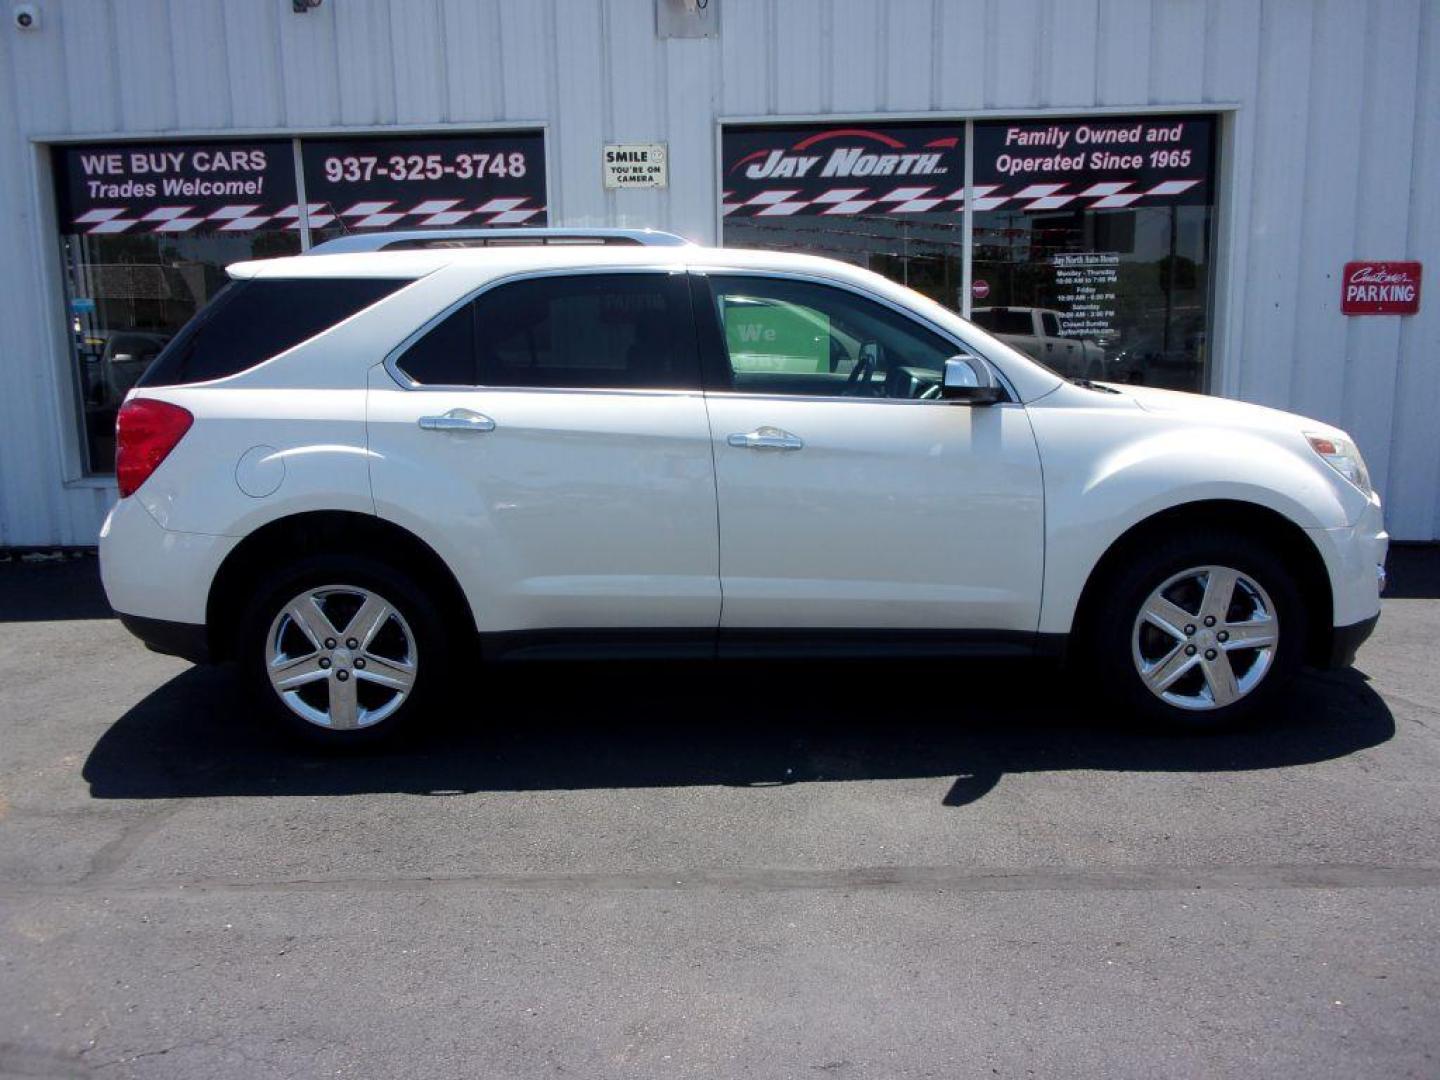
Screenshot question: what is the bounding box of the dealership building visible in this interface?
[0,0,1435,546]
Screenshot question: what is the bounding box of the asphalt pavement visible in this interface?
[1,550,1438,1079]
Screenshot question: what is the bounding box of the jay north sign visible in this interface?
[721,122,965,217]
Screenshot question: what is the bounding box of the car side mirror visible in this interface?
[941,356,1004,405]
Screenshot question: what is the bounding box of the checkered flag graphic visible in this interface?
[72,198,547,235]
[722,179,1200,217]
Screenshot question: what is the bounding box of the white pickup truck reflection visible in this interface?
[970,306,1106,380]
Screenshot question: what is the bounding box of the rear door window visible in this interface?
[473,273,699,390]
[139,277,408,387]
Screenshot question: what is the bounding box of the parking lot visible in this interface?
[1,551,1438,1079]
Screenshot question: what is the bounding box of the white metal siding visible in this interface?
[0,0,1435,544]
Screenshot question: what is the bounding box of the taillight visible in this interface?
[115,398,193,498]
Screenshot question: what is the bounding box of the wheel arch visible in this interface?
[1069,499,1334,667]
[205,510,475,661]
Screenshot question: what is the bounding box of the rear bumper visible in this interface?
[117,613,211,664]
[99,496,237,625]
[1324,612,1380,670]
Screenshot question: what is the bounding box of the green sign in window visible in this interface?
[723,298,830,374]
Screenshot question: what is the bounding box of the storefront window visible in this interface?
[721,114,1218,392]
[53,140,303,473]
[721,122,967,312]
[969,115,1215,388]
[53,130,549,475]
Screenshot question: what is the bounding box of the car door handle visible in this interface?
[418,409,495,433]
[727,427,804,451]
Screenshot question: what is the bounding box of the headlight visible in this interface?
[1306,432,1373,496]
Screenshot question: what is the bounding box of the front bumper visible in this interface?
[1307,496,1388,627]
[1309,493,1386,670]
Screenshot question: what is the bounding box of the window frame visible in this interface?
[688,268,1015,405]
[385,266,703,394]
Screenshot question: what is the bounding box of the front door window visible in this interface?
[702,275,958,401]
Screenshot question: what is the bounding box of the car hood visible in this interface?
[1102,383,1346,439]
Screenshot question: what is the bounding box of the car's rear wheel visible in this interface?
[240,554,448,746]
[1086,532,1307,731]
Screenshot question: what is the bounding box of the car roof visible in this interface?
[226,244,873,283]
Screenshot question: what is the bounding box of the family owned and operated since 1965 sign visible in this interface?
[969,114,1215,212]
[53,131,548,235]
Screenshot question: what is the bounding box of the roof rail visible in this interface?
[306,227,691,254]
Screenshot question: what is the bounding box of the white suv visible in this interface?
[99,228,1388,745]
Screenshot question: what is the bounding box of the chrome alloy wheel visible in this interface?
[1130,565,1279,712]
[265,584,418,730]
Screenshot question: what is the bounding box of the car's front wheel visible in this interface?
[240,555,448,746]
[1087,532,1307,731]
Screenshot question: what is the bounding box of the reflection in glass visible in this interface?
[724,202,1214,393]
[971,204,1212,389]
[61,230,301,473]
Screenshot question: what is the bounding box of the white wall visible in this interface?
[1,0,1436,544]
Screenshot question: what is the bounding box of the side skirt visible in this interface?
[479,628,1067,664]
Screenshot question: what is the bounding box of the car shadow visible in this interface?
[1384,544,1440,599]
[0,554,112,621]
[82,657,1394,806]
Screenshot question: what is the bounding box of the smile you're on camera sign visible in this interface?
[603,144,668,189]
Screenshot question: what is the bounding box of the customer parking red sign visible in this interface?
[1341,261,1422,315]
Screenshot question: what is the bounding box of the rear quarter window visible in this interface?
[138,277,408,387]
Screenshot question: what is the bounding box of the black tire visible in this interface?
[1083,530,1307,732]
[238,553,451,748]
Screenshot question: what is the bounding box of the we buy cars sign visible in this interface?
[1341,261,1422,315]
[53,139,298,234]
